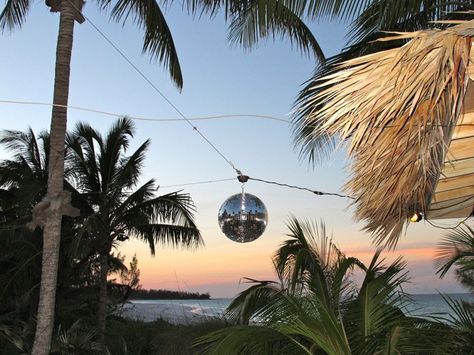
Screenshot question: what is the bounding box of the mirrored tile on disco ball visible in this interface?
[218,193,268,243]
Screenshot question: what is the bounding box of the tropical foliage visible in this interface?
[0,120,202,352]
[1,0,188,349]
[191,0,474,247]
[437,224,474,292]
[67,117,203,340]
[196,218,473,354]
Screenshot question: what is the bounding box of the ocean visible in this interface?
[130,293,473,320]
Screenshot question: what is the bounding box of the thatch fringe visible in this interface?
[295,21,474,248]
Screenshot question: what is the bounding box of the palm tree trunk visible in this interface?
[31,2,77,354]
[98,252,109,344]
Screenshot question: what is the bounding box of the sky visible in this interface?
[0,2,469,297]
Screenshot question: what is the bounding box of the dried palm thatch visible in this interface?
[294,21,474,248]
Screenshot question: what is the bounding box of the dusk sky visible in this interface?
[0,3,468,297]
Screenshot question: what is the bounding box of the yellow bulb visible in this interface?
[410,212,422,223]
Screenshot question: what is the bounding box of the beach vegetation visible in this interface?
[67,117,203,341]
[437,225,474,292]
[196,217,474,354]
[0,122,203,353]
[0,0,185,348]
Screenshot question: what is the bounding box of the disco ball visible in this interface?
[218,193,268,243]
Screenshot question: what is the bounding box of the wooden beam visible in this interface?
[432,185,474,203]
[427,205,473,219]
[439,158,474,178]
[435,173,474,192]
[445,136,474,161]
[429,195,474,211]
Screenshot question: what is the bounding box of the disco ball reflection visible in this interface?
[218,193,268,243]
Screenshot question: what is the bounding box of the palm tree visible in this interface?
[1,0,184,352]
[0,129,50,352]
[0,128,93,352]
[196,218,446,354]
[67,117,203,343]
[436,224,474,292]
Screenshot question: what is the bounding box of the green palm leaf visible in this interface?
[0,0,30,31]
[227,0,325,61]
[436,224,474,291]
[110,0,183,88]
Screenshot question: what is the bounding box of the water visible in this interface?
[130,298,232,319]
[129,293,473,319]
[408,293,474,317]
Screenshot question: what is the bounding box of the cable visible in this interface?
[66,0,241,175]
[4,99,474,128]
[0,99,291,123]
[155,175,353,199]
[245,176,354,199]
[425,215,472,230]
[250,177,354,199]
[159,178,235,189]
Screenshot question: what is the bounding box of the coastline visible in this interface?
[118,299,227,325]
[117,293,474,325]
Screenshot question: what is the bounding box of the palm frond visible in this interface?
[345,252,410,354]
[0,128,46,173]
[225,278,282,324]
[112,139,150,190]
[435,224,474,291]
[439,294,474,353]
[227,0,325,61]
[131,223,203,253]
[276,217,345,306]
[68,123,103,193]
[274,294,351,355]
[52,320,102,353]
[294,22,474,247]
[110,0,183,88]
[186,0,371,22]
[0,0,30,32]
[194,325,300,355]
[349,1,474,45]
[114,179,156,213]
[100,117,134,190]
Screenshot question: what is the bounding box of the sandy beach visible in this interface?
[118,300,226,325]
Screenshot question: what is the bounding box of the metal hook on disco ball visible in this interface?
[218,175,268,243]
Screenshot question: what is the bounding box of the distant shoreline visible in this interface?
[119,294,473,325]
[129,289,211,300]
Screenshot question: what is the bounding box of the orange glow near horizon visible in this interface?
[120,223,455,297]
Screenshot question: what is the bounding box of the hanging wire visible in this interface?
[0,99,291,123]
[65,0,241,176]
[158,178,235,189]
[425,215,472,230]
[247,176,355,199]
[4,99,474,128]
[157,175,354,199]
[32,1,472,233]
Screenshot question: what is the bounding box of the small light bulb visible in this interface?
[410,212,423,223]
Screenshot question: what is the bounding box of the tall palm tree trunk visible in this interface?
[98,252,110,344]
[31,1,77,353]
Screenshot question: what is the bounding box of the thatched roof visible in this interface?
[296,21,474,248]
